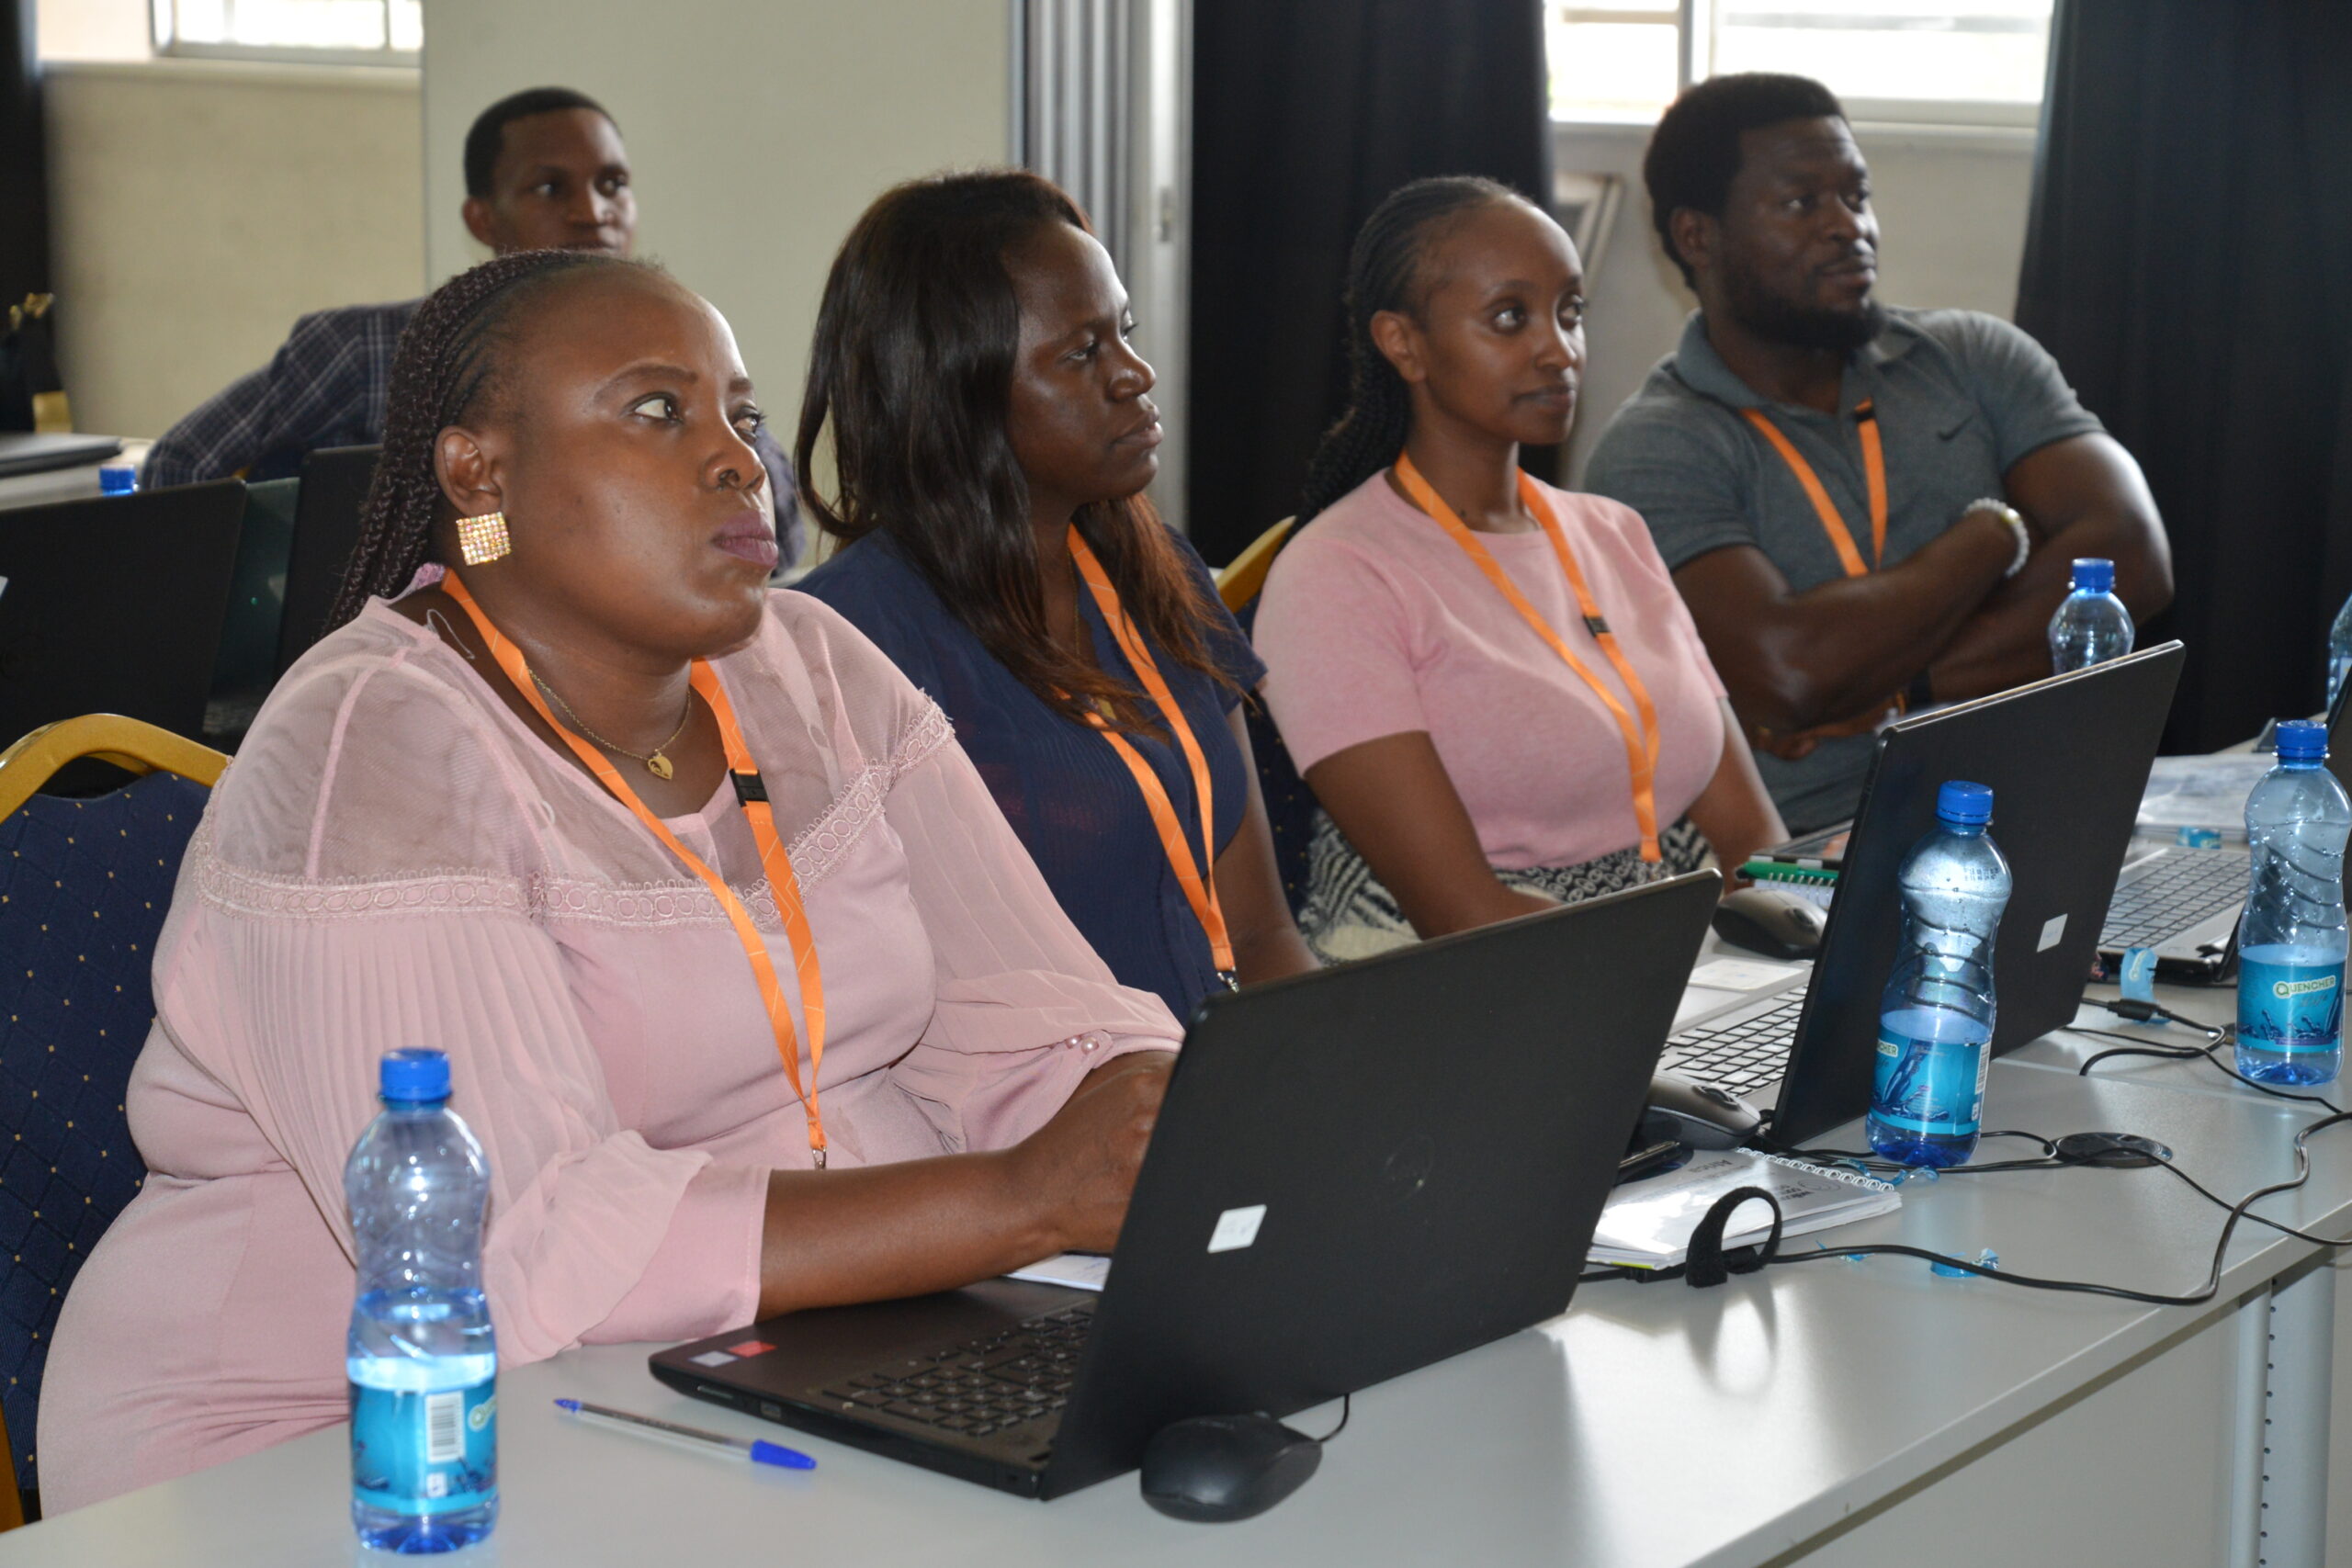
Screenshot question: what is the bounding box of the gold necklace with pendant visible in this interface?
[531,673,696,780]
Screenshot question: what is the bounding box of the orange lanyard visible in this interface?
[1395,454,1665,863]
[1740,399,1887,578]
[1065,527,1237,985]
[442,574,831,1165]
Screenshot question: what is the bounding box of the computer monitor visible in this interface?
[277,445,379,677]
[0,479,246,750]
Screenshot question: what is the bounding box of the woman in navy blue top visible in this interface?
[795,171,1316,1020]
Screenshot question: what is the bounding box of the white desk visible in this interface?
[7,1061,2346,1568]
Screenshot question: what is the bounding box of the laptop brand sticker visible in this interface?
[1206,1204,1267,1253]
[2038,913,2066,952]
[688,1350,736,1368]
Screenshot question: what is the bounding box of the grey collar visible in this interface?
[1668,309,1922,417]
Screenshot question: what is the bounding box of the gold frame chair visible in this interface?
[0,715,224,1529]
[1213,517,1296,614]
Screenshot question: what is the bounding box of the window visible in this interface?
[153,0,421,64]
[1549,1,2053,125]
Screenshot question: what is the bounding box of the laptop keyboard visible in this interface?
[1662,997,1804,1097]
[815,1299,1095,1438]
[2100,847,2245,950]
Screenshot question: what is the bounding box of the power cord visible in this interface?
[1586,1041,2352,1300]
[1770,1129,2062,1177]
[1768,1109,2352,1306]
[2072,1006,2346,1117]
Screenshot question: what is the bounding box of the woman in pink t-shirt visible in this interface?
[1255,178,1784,962]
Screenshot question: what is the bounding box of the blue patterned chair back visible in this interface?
[0,769,209,1505]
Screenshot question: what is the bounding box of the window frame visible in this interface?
[1551,0,2050,131]
[152,0,420,69]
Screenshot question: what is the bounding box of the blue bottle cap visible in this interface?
[2276,719,2328,763]
[2069,557,2114,593]
[97,463,138,496]
[1936,780,1994,826]
[379,1048,451,1101]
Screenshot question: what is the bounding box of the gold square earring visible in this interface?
[457,510,511,566]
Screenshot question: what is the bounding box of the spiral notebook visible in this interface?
[1589,1149,1900,1269]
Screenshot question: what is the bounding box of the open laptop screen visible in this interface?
[1770,643,2184,1146]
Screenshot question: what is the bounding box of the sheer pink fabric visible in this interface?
[37,579,1181,1512]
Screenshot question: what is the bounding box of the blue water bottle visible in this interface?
[346,1048,497,1551]
[1869,782,2012,1168]
[2047,558,2133,673]
[2236,721,2350,1086]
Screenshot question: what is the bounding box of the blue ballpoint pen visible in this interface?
[555,1398,817,1470]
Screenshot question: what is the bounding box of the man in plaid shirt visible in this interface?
[143,85,803,566]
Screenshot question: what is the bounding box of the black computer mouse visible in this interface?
[1712,885,1826,960]
[1140,1412,1323,1522]
[1640,1070,1764,1151]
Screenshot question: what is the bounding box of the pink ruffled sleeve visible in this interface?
[880,728,1185,1154]
[165,649,768,1365]
[167,886,765,1365]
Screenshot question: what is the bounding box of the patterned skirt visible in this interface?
[1299,811,1713,965]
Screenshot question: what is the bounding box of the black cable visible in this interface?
[2072,1023,2346,1116]
[1308,1394,1351,1443]
[1770,1110,2352,1307]
[1772,1130,2061,1177]
[2149,1156,2352,1248]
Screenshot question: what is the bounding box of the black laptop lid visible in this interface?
[1770,643,2185,1147]
[278,445,379,676]
[0,432,121,478]
[0,479,246,748]
[1041,871,1719,1497]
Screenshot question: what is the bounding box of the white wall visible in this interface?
[34,0,151,62]
[43,59,424,439]
[1559,121,2040,482]
[420,0,1014,461]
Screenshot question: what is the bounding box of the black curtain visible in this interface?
[0,0,45,306]
[2016,0,2352,752]
[1187,0,1552,565]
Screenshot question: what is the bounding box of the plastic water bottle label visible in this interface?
[1871,1021,1988,1137]
[2238,954,2346,1054]
[350,1378,497,1516]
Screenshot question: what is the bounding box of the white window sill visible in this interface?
[40,55,419,92]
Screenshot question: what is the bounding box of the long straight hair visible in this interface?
[795,169,1232,731]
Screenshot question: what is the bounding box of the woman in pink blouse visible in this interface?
[1254,178,1785,962]
[37,250,1182,1511]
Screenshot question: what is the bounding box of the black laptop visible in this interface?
[2093,681,2352,976]
[0,432,121,479]
[651,870,1720,1499]
[0,479,246,749]
[1665,642,2185,1147]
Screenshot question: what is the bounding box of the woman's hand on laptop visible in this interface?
[1010,1050,1175,1255]
[743,1051,1173,1317]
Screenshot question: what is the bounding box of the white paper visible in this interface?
[2135,754,2274,838]
[1687,957,1805,993]
[1005,1252,1111,1291]
[1589,1150,1899,1268]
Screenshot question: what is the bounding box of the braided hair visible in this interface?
[325,247,638,631]
[1296,176,1522,525]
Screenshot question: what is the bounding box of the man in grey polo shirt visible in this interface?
[1585,73,2171,831]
